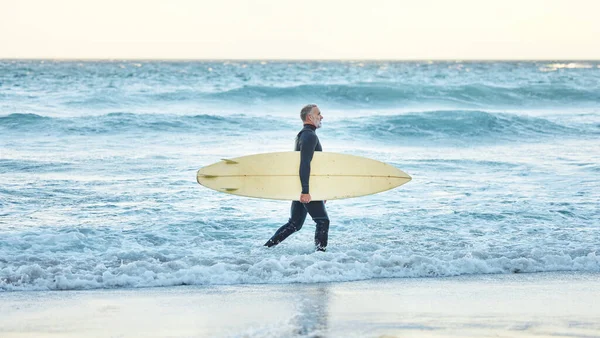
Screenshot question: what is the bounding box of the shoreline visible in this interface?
[1,271,599,337]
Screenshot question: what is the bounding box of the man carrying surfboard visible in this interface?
[264,104,330,252]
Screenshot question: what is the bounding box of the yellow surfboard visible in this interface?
[196,152,411,201]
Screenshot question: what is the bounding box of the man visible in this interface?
[264,104,330,252]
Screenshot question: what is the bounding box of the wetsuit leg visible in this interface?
[304,201,330,251]
[264,201,307,247]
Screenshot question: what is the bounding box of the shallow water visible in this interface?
[1,60,599,291]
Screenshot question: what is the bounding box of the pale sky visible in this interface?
[1,0,599,60]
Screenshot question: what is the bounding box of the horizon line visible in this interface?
[2,58,600,62]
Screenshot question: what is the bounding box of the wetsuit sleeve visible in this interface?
[299,132,318,194]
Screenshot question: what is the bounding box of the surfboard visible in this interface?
[196,151,411,201]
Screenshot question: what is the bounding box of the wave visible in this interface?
[1,249,598,291]
[0,113,50,126]
[3,61,600,110]
[2,110,597,142]
[0,112,289,135]
[0,221,597,292]
[204,83,600,107]
[335,110,596,141]
[58,83,600,109]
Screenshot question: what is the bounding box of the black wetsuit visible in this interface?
[264,124,330,251]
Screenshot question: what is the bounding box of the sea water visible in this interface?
[0,60,599,291]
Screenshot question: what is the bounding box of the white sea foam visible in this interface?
[1,242,599,291]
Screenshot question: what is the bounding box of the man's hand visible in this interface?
[300,193,311,203]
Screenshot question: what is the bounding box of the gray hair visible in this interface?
[300,104,317,121]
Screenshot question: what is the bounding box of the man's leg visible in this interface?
[304,201,330,251]
[264,201,308,247]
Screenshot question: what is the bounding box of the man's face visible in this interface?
[310,107,323,128]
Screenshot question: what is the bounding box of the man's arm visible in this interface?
[299,132,318,197]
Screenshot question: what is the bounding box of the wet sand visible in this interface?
[1,271,599,337]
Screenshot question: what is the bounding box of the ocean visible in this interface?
[1,60,599,291]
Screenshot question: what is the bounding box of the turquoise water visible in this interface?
[1,60,599,291]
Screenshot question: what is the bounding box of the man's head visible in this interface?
[300,104,323,129]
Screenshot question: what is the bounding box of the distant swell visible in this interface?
[63,83,600,108]
[0,113,50,126]
[339,110,591,141]
[205,83,600,107]
[2,111,597,142]
[0,113,285,135]
[3,61,600,110]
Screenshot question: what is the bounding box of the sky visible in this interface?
[1,0,599,60]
